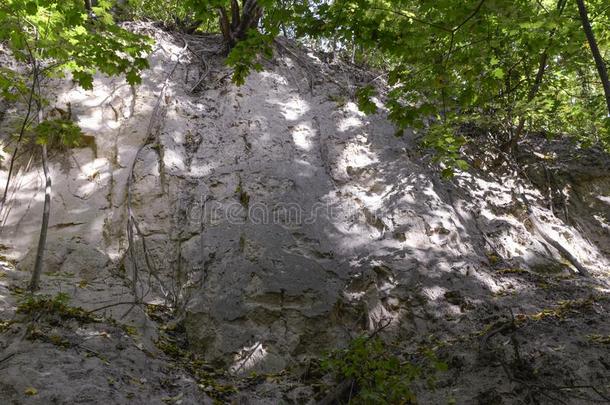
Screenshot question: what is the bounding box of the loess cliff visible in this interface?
[0,26,609,404]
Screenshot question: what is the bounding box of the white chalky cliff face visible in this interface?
[1,29,609,393]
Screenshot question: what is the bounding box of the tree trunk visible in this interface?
[218,0,263,50]
[29,143,51,292]
[576,0,610,117]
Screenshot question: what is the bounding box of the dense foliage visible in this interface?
[120,0,610,169]
[0,0,150,93]
[2,1,610,165]
[303,0,610,166]
[321,335,448,403]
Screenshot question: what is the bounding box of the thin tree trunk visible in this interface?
[230,0,241,32]
[29,78,51,292]
[502,0,566,155]
[576,0,610,117]
[29,143,51,292]
[508,52,549,151]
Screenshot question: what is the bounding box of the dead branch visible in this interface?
[517,184,590,277]
[183,38,210,93]
[87,301,140,313]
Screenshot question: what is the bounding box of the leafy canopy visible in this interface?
[3,0,609,164]
[0,0,151,93]
[130,0,610,167]
[300,0,610,164]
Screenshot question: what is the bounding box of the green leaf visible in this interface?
[25,1,39,15]
[441,167,455,178]
[355,86,378,115]
[73,71,94,90]
[456,159,469,171]
[126,70,142,86]
[491,67,505,79]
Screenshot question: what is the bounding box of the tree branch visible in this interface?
[452,0,486,33]
[576,0,610,117]
[368,7,452,32]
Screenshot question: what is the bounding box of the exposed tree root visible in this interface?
[125,41,187,307]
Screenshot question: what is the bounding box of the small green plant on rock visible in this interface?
[26,325,72,348]
[17,292,99,324]
[321,335,448,404]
